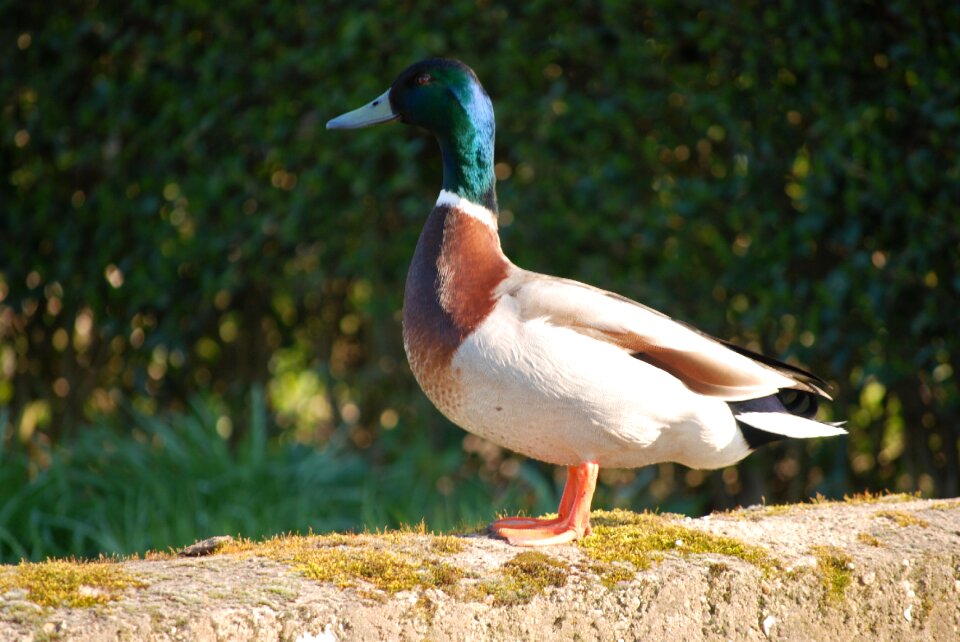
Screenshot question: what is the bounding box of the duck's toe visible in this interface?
[494,521,589,546]
[490,515,560,530]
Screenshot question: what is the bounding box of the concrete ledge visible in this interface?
[2,496,959,641]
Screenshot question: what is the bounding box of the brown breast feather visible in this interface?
[402,205,509,414]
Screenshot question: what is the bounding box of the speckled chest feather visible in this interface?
[402,204,508,415]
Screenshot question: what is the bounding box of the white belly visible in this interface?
[441,298,751,469]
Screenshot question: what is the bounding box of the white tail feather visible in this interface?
[735,412,848,439]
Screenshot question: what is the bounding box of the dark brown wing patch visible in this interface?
[571,324,819,399]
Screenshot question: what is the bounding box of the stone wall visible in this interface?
[2,496,958,641]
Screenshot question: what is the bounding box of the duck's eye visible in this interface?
[416,73,432,86]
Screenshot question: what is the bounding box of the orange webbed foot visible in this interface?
[492,520,592,546]
[489,462,599,547]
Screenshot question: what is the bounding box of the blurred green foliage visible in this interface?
[0,386,550,560]
[1,1,958,561]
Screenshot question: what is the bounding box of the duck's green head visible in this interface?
[327,58,497,211]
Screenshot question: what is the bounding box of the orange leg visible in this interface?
[490,462,599,546]
[490,465,578,530]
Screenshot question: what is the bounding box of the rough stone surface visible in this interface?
[2,497,959,641]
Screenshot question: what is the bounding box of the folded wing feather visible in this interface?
[502,272,826,402]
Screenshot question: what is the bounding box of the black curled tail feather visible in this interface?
[729,389,821,449]
[775,389,820,419]
[719,340,832,398]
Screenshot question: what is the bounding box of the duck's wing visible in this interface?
[499,270,830,402]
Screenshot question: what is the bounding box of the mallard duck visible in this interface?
[327,58,845,546]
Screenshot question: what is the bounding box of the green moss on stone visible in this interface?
[857,532,883,547]
[875,510,930,528]
[928,499,960,511]
[0,559,146,608]
[430,536,466,555]
[812,546,853,602]
[474,551,569,606]
[219,531,465,595]
[295,547,462,593]
[579,510,776,580]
